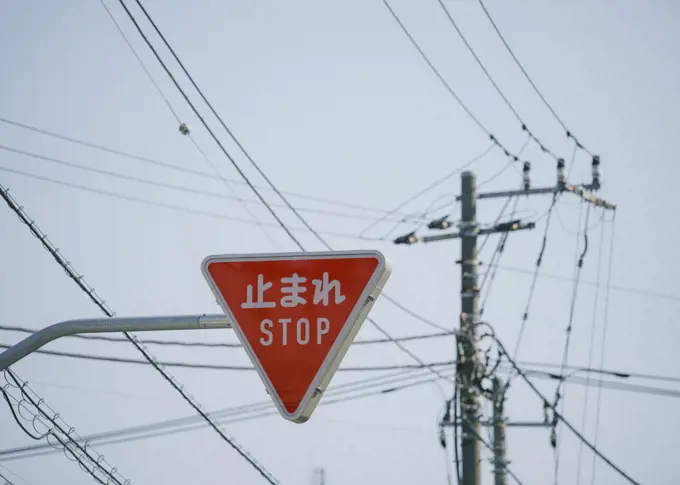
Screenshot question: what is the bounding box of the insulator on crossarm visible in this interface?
[522,161,531,191]
[591,155,601,189]
[557,158,566,187]
[428,215,452,230]
[394,231,418,245]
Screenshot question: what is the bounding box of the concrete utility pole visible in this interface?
[394,156,617,485]
[459,171,481,485]
[492,377,508,485]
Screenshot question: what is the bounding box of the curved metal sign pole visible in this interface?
[0,314,231,371]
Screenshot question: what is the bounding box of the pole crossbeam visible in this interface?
[393,161,617,485]
[466,182,615,210]
[0,314,231,371]
[442,421,551,428]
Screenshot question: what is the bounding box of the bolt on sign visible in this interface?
[201,250,392,423]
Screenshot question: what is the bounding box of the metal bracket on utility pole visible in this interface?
[462,182,616,210]
[442,420,551,428]
[421,221,536,244]
[0,314,231,371]
[391,156,617,485]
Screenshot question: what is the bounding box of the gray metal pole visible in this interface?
[460,171,481,485]
[0,314,231,371]
[492,377,508,485]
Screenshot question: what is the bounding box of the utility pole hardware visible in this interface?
[460,171,482,485]
[394,156,616,484]
[492,377,508,485]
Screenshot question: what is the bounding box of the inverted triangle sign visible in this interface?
[201,250,392,423]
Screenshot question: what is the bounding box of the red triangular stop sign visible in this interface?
[202,250,391,423]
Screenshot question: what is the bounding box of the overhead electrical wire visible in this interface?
[576,208,606,485]
[379,192,458,242]
[553,191,608,237]
[0,144,414,225]
[106,0,455,358]
[110,0,309,250]
[0,466,25,485]
[505,141,578,378]
[0,4,640,484]
[0,325,455,349]
[555,202,592,485]
[1,370,130,485]
[382,134,530,242]
[3,334,677,387]
[0,166,381,242]
[478,193,520,314]
[380,0,533,163]
[590,213,616,485]
[477,189,515,256]
[493,262,680,303]
[357,142,496,237]
[126,0,329,247]
[476,0,593,155]
[434,0,559,160]
[510,170,565,361]
[483,325,641,485]
[0,367,457,461]
[0,464,31,485]
[2,360,675,465]
[0,116,408,219]
[0,183,281,485]
[123,0,457,341]
[3,362,525,483]
[0,344,456,372]
[101,0,281,249]
[553,202,591,484]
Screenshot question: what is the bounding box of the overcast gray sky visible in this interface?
[2,1,679,484]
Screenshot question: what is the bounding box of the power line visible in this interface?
[576,209,607,485]
[491,262,680,303]
[512,192,559,359]
[380,0,532,162]
[0,115,407,218]
[590,213,616,485]
[113,0,452,369]
[117,0,459,369]
[435,0,558,160]
[98,0,282,248]
[0,470,15,485]
[0,367,458,461]
[479,193,520,314]
[509,142,576,363]
[476,0,592,155]
[0,325,454,348]
[0,166,380,242]
[357,143,496,237]
[0,464,31,485]
[553,202,591,483]
[0,182,281,485]
[113,0,320,251]
[5,338,677,390]
[373,135,531,242]
[1,370,129,485]
[3,359,676,464]
[486,325,641,485]
[0,344,456,372]
[0,143,412,224]
[128,0,322,247]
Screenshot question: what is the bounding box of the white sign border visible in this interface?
[201,249,392,423]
